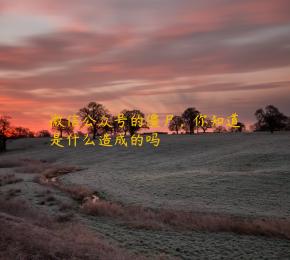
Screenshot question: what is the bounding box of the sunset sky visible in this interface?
[0,0,290,131]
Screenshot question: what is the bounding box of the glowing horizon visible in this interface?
[0,0,290,132]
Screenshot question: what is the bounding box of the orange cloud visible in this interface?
[0,0,289,132]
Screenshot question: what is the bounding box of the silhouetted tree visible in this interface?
[76,131,85,137]
[182,107,200,134]
[100,114,114,135]
[52,118,73,137]
[200,118,213,133]
[11,127,34,138]
[37,130,51,138]
[254,105,288,133]
[78,102,108,139]
[230,122,246,132]
[122,109,148,136]
[0,116,11,152]
[168,116,183,134]
[285,117,290,131]
[111,115,122,135]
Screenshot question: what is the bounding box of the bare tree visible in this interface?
[37,130,51,138]
[52,118,73,137]
[230,122,246,133]
[255,105,287,133]
[285,117,290,131]
[0,116,11,152]
[111,116,122,135]
[78,102,108,139]
[168,116,183,134]
[182,107,200,134]
[11,127,34,138]
[100,114,114,135]
[200,118,213,133]
[122,109,148,136]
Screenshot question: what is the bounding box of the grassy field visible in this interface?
[0,132,290,259]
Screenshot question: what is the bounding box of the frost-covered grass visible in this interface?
[2,133,290,217]
[0,199,141,260]
[1,132,290,259]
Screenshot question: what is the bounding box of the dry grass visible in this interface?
[0,158,50,173]
[29,159,290,240]
[55,212,75,223]
[0,159,22,168]
[81,200,290,240]
[58,202,75,212]
[0,174,23,186]
[5,188,22,200]
[15,159,82,176]
[32,162,92,201]
[28,161,91,202]
[35,176,92,201]
[0,198,53,226]
[0,198,144,260]
[56,183,92,201]
[43,166,83,178]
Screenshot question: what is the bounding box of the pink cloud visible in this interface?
[0,0,289,131]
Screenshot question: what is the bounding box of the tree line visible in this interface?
[51,102,149,139]
[169,105,290,134]
[1,103,289,152]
